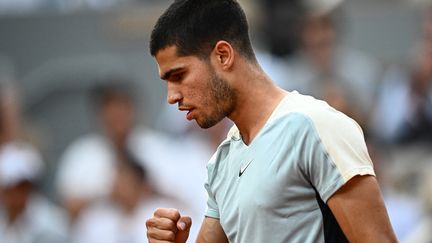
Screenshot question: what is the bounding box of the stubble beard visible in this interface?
[197,72,236,129]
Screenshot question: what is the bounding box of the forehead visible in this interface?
[155,46,204,78]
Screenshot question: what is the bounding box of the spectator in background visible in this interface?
[56,81,134,224]
[56,80,160,222]
[254,0,304,87]
[0,143,68,243]
[0,81,68,243]
[369,144,424,241]
[71,154,193,243]
[401,171,432,242]
[55,80,205,240]
[257,0,303,58]
[371,7,432,144]
[286,0,382,131]
[0,81,23,145]
[370,10,432,239]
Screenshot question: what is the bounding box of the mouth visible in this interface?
[186,109,193,120]
[179,107,194,121]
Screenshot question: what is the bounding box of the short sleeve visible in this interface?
[204,154,220,219]
[297,111,375,202]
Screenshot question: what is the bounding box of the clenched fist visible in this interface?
[146,208,192,243]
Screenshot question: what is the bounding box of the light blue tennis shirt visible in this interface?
[204,91,375,243]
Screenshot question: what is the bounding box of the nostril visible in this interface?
[167,93,181,104]
[167,98,176,105]
[167,95,175,104]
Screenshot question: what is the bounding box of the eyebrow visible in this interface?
[161,67,183,80]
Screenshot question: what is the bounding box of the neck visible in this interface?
[227,64,287,145]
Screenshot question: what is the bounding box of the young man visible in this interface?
[145,0,398,242]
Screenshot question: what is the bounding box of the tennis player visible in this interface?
[146,0,398,242]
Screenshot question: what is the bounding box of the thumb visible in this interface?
[175,216,192,243]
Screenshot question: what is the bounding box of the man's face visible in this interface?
[100,94,134,142]
[155,46,236,129]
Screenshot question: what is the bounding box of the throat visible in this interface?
[235,89,288,146]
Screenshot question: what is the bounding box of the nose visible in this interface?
[167,82,182,104]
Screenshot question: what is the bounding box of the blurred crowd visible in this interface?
[0,78,231,242]
[1,0,432,242]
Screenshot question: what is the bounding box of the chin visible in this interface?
[196,121,214,129]
[196,117,222,129]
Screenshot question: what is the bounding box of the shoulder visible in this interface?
[274,91,365,140]
[206,126,235,183]
[206,138,230,171]
[280,93,374,182]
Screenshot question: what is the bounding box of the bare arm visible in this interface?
[196,217,228,243]
[327,175,398,243]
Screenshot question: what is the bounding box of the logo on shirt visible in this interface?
[239,159,253,177]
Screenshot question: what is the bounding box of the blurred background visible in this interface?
[0,0,432,242]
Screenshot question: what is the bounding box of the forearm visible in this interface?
[196,217,229,243]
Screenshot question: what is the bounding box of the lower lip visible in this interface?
[186,110,194,120]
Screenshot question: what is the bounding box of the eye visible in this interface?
[171,73,183,82]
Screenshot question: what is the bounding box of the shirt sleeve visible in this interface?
[204,154,220,219]
[297,111,375,202]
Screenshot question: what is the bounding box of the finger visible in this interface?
[147,226,177,242]
[176,216,192,243]
[177,216,192,231]
[147,238,175,243]
[146,218,157,229]
[146,217,177,232]
[154,208,181,221]
[152,217,177,230]
[146,219,176,243]
[148,239,175,243]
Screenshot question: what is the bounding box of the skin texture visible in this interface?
[327,175,398,243]
[196,217,228,243]
[146,41,398,243]
[156,46,237,129]
[156,43,286,145]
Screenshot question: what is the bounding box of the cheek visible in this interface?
[185,81,209,101]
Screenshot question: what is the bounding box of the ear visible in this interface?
[212,41,235,70]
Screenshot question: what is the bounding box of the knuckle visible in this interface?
[157,218,172,228]
[154,208,164,216]
[166,231,176,241]
[167,220,176,229]
[154,208,180,221]
[145,218,153,228]
[147,229,155,238]
[167,208,180,219]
